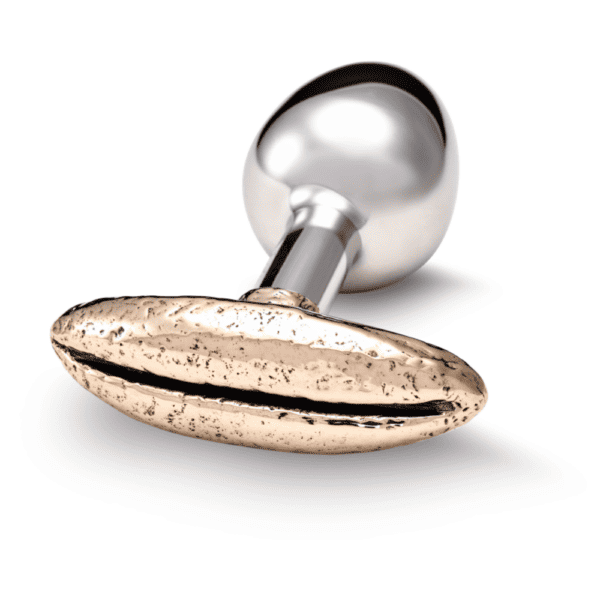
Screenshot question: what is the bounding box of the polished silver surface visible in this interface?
[243,63,459,293]
[255,187,361,313]
[50,63,487,454]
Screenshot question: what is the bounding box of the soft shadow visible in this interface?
[330,264,500,330]
[27,373,582,541]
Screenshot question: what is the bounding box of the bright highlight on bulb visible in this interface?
[262,132,304,178]
[310,98,396,154]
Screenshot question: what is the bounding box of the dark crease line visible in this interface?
[53,341,454,418]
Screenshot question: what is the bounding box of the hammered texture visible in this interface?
[51,296,487,453]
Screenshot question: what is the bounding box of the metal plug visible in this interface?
[51,63,487,454]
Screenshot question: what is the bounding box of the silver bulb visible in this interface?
[243,62,458,306]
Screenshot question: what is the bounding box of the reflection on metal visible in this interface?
[244,62,458,294]
[240,288,320,313]
[51,296,487,454]
[51,63,487,453]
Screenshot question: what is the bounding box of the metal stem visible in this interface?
[254,204,361,313]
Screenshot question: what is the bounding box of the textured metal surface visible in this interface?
[51,296,487,454]
[240,288,320,313]
[243,62,458,292]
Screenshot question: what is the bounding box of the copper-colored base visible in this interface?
[51,296,487,454]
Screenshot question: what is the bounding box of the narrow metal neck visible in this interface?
[253,201,361,313]
[239,288,320,313]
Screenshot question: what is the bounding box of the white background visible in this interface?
[2,1,598,598]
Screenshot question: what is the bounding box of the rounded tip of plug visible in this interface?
[244,62,459,292]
